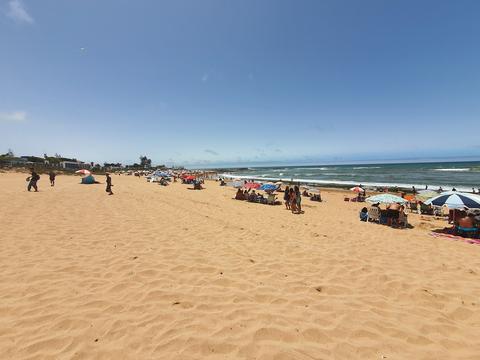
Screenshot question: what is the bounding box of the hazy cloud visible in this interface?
[7,0,34,24]
[0,111,27,123]
[204,149,219,156]
[201,73,209,82]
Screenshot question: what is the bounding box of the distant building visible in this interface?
[0,157,29,167]
[20,156,48,164]
[60,161,91,170]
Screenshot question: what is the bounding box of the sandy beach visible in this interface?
[1,172,479,359]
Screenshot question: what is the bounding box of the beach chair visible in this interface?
[267,193,276,205]
[409,202,418,213]
[367,207,380,223]
[420,203,434,215]
[441,206,449,217]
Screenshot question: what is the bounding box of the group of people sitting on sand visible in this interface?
[301,189,322,202]
[234,188,277,205]
[360,202,408,228]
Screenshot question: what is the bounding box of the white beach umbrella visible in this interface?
[366,194,407,204]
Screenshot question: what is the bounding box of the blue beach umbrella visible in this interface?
[424,191,480,209]
[153,171,170,177]
[365,194,407,204]
[259,184,278,191]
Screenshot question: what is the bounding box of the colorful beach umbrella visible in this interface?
[259,184,278,191]
[75,169,91,175]
[424,191,480,209]
[244,182,261,189]
[366,194,407,204]
[350,186,364,193]
[184,175,196,180]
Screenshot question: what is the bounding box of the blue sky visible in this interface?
[1,0,480,167]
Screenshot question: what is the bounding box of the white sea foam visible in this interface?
[353,166,382,169]
[219,173,471,192]
[434,168,470,172]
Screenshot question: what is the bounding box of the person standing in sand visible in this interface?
[49,171,56,187]
[294,185,302,214]
[289,188,297,213]
[27,169,40,192]
[106,173,114,195]
[284,186,290,210]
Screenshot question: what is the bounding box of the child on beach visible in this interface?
[49,171,56,186]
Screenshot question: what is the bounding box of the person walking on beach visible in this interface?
[27,169,40,192]
[106,173,113,195]
[284,186,290,210]
[49,171,56,187]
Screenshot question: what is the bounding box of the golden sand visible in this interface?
[1,172,479,359]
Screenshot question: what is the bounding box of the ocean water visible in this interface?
[220,161,480,191]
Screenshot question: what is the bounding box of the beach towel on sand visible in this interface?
[429,232,480,245]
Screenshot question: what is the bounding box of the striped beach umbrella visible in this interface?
[365,194,407,204]
[424,191,480,209]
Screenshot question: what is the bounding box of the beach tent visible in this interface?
[366,194,407,204]
[424,191,480,209]
[81,175,95,184]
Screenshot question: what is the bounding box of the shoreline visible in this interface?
[219,173,474,193]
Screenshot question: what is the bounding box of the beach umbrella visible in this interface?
[75,169,91,176]
[184,175,196,180]
[424,191,480,209]
[230,180,244,188]
[350,186,364,193]
[244,182,261,189]
[415,190,438,201]
[260,184,278,191]
[366,194,407,204]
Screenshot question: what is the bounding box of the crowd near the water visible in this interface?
[22,167,480,239]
